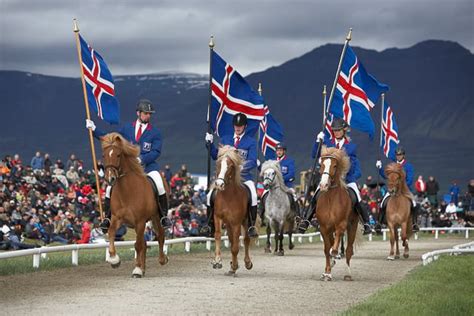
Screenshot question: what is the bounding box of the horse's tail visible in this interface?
[353,222,364,249]
[406,213,414,239]
[150,215,161,236]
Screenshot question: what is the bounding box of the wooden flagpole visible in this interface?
[377,93,385,195]
[73,19,104,220]
[257,82,263,180]
[206,35,215,191]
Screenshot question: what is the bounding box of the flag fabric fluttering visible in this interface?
[324,113,335,141]
[210,50,266,137]
[259,110,284,160]
[381,102,400,160]
[330,45,388,138]
[80,35,120,124]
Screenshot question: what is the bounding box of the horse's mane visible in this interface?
[260,160,290,193]
[216,145,243,187]
[321,146,350,188]
[101,132,145,176]
[385,163,413,200]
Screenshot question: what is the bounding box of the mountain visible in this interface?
[0,40,472,191]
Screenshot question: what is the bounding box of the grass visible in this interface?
[341,255,474,316]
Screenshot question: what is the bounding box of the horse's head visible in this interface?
[101,132,143,186]
[319,156,337,191]
[263,168,276,190]
[386,164,405,195]
[261,160,282,190]
[215,146,242,191]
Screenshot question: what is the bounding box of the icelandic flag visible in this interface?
[330,45,388,138]
[259,111,284,160]
[80,35,120,124]
[210,50,266,137]
[324,113,335,141]
[381,102,400,160]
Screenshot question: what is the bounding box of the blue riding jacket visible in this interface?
[311,137,362,184]
[93,121,162,173]
[277,156,295,188]
[208,133,257,182]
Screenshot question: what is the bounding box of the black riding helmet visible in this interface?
[233,113,248,126]
[136,99,155,113]
[275,143,287,151]
[395,147,405,155]
[331,117,348,130]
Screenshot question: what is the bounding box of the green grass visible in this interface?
[342,255,474,316]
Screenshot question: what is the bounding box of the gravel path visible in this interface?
[0,237,468,315]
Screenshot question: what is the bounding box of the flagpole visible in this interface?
[206,36,215,191]
[73,19,104,220]
[301,28,352,217]
[377,93,385,195]
[257,83,263,180]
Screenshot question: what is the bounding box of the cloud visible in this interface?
[0,0,472,77]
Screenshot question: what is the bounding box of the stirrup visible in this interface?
[100,218,111,233]
[363,224,373,235]
[160,217,172,229]
[247,226,259,237]
[412,224,420,232]
[298,219,311,234]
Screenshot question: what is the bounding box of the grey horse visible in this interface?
[260,160,296,256]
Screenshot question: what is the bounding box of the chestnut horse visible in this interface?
[212,145,253,275]
[316,147,360,281]
[384,163,413,260]
[101,133,168,277]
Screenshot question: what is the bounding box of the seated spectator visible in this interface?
[76,219,91,244]
[90,222,106,243]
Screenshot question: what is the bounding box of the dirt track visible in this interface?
[0,237,468,315]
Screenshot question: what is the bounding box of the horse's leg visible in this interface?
[152,216,168,266]
[244,224,253,270]
[401,221,409,259]
[331,223,344,258]
[344,219,358,281]
[212,218,223,269]
[387,223,396,260]
[226,225,240,275]
[277,224,284,256]
[132,221,146,278]
[273,221,279,254]
[320,230,333,281]
[265,223,271,253]
[288,220,295,250]
[394,225,400,259]
[107,215,121,268]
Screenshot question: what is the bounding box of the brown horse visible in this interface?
[384,163,413,260]
[211,145,253,275]
[101,132,168,277]
[316,147,360,281]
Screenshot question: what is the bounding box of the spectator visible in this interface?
[179,164,188,179]
[449,180,460,204]
[66,154,79,171]
[66,166,80,184]
[31,151,44,172]
[90,222,106,243]
[44,153,53,173]
[76,219,91,244]
[426,176,440,207]
[415,175,426,198]
[445,201,458,220]
[164,165,172,184]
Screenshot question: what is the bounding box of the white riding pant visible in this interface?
[105,170,165,198]
[315,182,361,202]
[207,180,258,206]
[381,192,416,207]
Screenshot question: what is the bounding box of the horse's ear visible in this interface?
[114,134,122,144]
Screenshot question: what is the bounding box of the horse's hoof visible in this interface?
[395,255,400,259]
[277,250,284,256]
[403,253,409,259]
[320,273,332,281]
[225,270,237,277]
[110,261,121,269]
[289,244,295,250]
[132,273,143,278]
[212,262,223,269]
[264,247,271,254]
[330,259,336,267]
[334,254,342,260]
[344,275,353,281]
[245,261,253,270]
[387,256,395,261]
[159,256,169,266]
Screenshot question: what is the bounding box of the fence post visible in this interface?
[435,230,439,239]
[206,240,211,251]
[368,233,373,242]
[224,240,229,248]
[298,236,303,243]
[415,233,418,240]
[466,230,469,239]
[33,254,40,268]
[309,236,313,243]
[383,231,387,241]
[105,247,110,262]
[164,244,168,255]
[185,241,191,252]
[72,249,79,266]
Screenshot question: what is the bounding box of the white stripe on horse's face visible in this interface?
[320,158,332,191]
[215,157,228,190]
[109,149,114,157]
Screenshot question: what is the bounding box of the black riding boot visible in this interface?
[375,205,386,234]
[411,203,420,232]
[258,192,268,226]
[200,191,216,237]
[354,201,373,235]
[298,193,318,233]
[247,205,259,237]
[158,194,172,229]
[100,197,111,233]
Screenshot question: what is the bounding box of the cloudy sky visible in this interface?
[1,0,472,77]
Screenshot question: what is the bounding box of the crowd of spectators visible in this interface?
[1,151,473,251]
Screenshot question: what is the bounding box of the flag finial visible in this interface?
[346,28,352,41]
[258,83,263,96]
[323,85,327,96]
[209,36,215,48]
[73,18,79,33]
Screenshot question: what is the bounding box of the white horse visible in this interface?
[260,160,296,256]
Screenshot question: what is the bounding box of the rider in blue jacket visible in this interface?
[299,118,373,235]
[376,147,419,232]
[86,99,172,231]
[203,113,259,238]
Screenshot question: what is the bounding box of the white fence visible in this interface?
[1,227,473,269]
[421,241,474,266]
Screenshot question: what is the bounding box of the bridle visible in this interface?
[104,146,126,185]
[263,169,278,189]
[320,155,338,188]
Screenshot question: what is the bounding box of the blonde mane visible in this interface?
[260,160,290,192]
[101,132,145,176]
[320,146,351,188]
[216,145,243,187]
[385,163,413,200]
